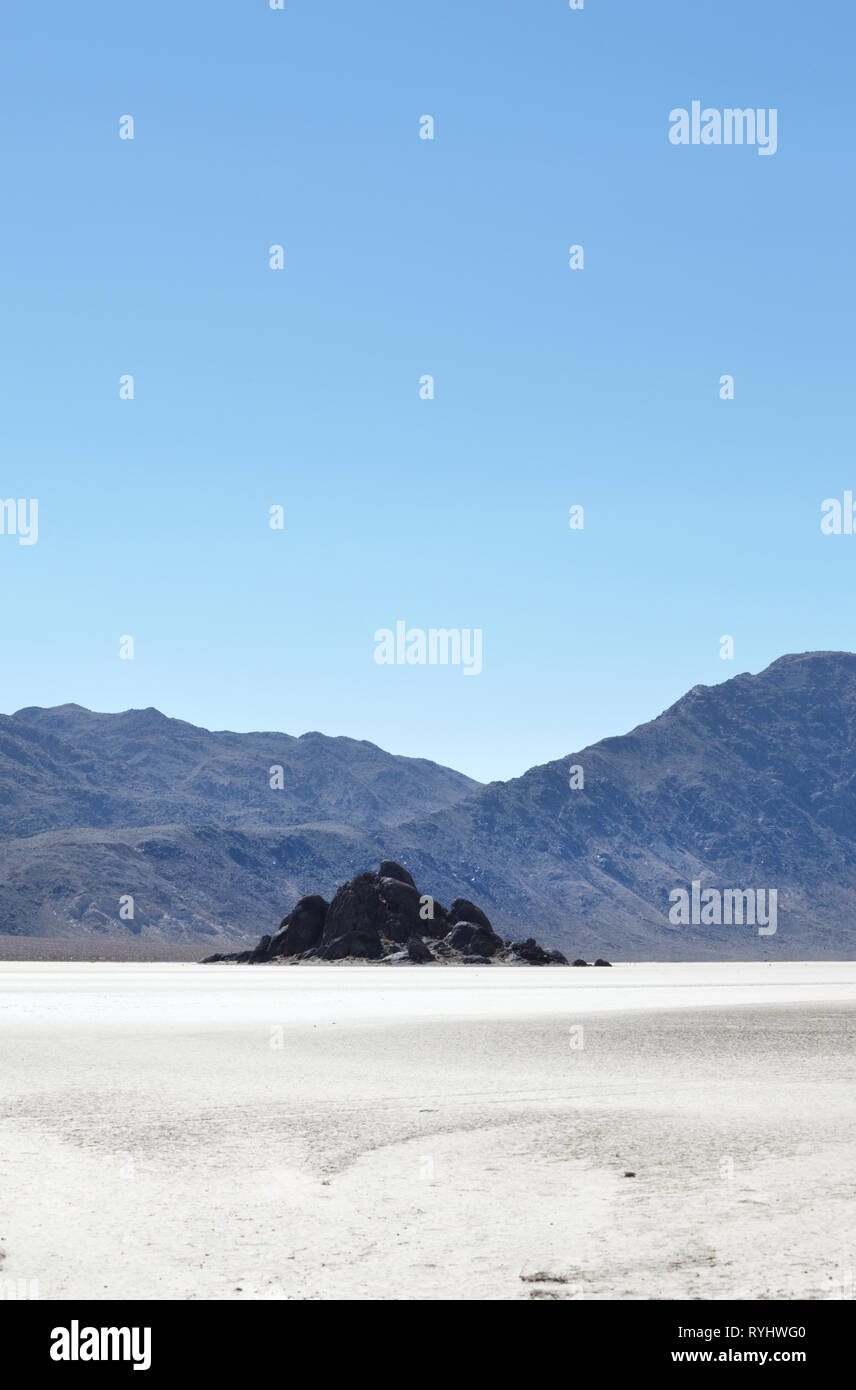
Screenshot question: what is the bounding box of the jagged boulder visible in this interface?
[444,921,503,958]
[378,874,450,941]
[319,872,386,959]
[201,947,261,963]
[406,936,434,963]
[507,937,568,965]
[268,895,329,957]
[448,898,494,933]
[379,860,416,888]
[412,896,449,939]
[378,875,423,942]
[321,925,384,960]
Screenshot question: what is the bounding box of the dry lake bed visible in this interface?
[1,962,854,1301]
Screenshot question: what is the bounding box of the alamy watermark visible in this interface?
[0,498,38,545]
[669,103,778,156]
[0,1277,39,1300]
[669,880,777,935]
[374,621,483,676]
[821,493,856,533]
[50,1322,151,1371]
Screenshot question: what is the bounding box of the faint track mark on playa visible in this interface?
[520,1269,584,1300]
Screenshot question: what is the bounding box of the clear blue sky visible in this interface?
[1,1,854,783]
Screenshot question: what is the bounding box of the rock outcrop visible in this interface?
[202,865,575,966]
[269,895,329,956]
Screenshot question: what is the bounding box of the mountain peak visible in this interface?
[14,702,90,719]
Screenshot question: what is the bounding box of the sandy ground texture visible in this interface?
[0,962,854,1301]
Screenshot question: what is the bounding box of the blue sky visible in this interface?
[1,1,854,782]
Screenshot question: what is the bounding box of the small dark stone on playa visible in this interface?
[624,1171,636,1178]
[594,958,612,967]
[573,958,589,967]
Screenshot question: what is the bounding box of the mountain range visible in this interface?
[1,651,854,959]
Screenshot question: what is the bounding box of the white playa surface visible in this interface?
[0,962,854,1301]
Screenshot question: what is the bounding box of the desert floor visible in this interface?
[1,962,854,1301]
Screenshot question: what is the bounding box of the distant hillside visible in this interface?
[0,705,478,943]
[2,655,856,958]
[1,704,479,834]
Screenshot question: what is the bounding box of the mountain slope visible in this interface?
[385,651,856,958]
[0,705,477,945]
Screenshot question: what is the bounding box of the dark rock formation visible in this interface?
[321,928,384,961]
[202,864,573,966]
[573,958,589,967]
[319,872,386,959]
[594,958,612,967]
[448,899,494,933]
[378,875,423,941]
[507,937,552,964]
[269,895,329,957]
[380,861,416,887]
[444,921,503,957]
[414,897,449,939]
